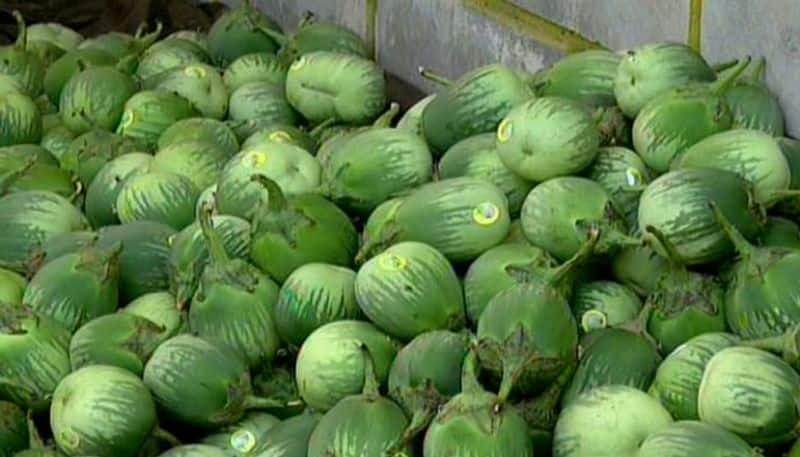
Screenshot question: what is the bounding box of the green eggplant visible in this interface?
[40,122,77,162]
[43,48,115,104]
[759,216,800,249]
[396,94,435,136]
[0,89,40,147]
[776,137,800,217]
[585,146,651,228]
[223,52,287,92]
[158,117,240,157]
[274,262,361,347]
[158,445,228,457]
[572,281,642,333]
[189,206,280,369]
[77,23,162,59]
[520,176,636,262]
[637,168,764,265]
[25,231,96,272]
[0,12,45,96]
[355,241,465,341]
[295,320,399,412]
[0,267,25,305]
[266,15,368,63]
[307,346,412,457]
[255,410,320,457]
[649,332,740,420]
[0,302,71,412]
[148,63,228,120]
[314,102,401,166]
[227,81,299,126]
[23,243,120,332]
[206,0,282,66]
[135,37,209,81]
[248,176,358,283]
[0,147,74,198]
[121,291,183,337]
[60,128,140,186]
[631,57,749,173]
[242,124,317,154]
[534,50,621,106]
[168,214,251,307]
[438,133,533,215]
[116,90,198,148]
[152,140,229,191]
[116,170,201,231]
[201,412,280,456]
[637,420,757,457]
[724,57,785,136]
[59,64,137,135]
[84,152,153,228]
[614,41,715,117]
[0,400,27,456]
[420,64,534,154]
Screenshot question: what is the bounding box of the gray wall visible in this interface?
[244,0,800,138]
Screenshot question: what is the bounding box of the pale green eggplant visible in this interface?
[206,1,282,66]
[150,63,228,120]
[116,170,201,230]
[585,146,650,227]
[152,140,229,190]
[223,52,287,92]
[135,37,209,81]
[724,57,785,136]
[116,90,198,148]
[534,49,621,107]
[572,281,642,333]
[158,117,240,156]
[636,420,758,457]
[84,152,153,228]
[759,216,800,249]
[0,90,41,147]
[59,65,136,135]
[60,128,141,186]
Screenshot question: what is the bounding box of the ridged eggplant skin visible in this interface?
[649,332,739,420]
[698,346,800,446]
[223,52,287,92]
[561,329,660,407]
[0,191,88,274]
[0,91,41,147]
[58,67,136,135]
[632,85,732,173]
[534,50,621,107]
[116,90,198,148]
[322,127,433,214]
[355,242,465,341]
[585,146,650,227]
[228,82,299,125]
[285,51,386,125]
[116,171,201,231]
[637,420,758,457]
[672,129,790,205]
[50,365,157,457]
[496,97,600,182]
[295,320,399,412]
[255,411,320,457]
[572,281,642,333]
[158,117,240,156]
[0,400,27,457]
[439,133,533,215]
[274,263,360,347]
[614,42,715,117]
[152,140,229,191]
[637,168,763,265]
[84,152,153,228]
[553,385,674,457]
[421,64,534,154]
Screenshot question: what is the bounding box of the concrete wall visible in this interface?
[244,0,800,138]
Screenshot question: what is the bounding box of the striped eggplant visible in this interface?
[0,400,27,456]
[362,197,404,252]
[420,64,533,154]
[572,281,642,333]
[759,217,800,249]
[40,122,77,161]
[0,302,71,411]
[321,127,433,214]
[637,168,764,265]
[0,267,25,305]
[96,221,176,303]
[609,243,666,297]
[201,412,280,456]
[534,50,621,107]
[776,137,800,217]
[554,385,673,457]
[561,328,661,407]
[59,65,136,135]
[463,242,559,325]
[26,22,81,64]
[698,346,800,445]
[711,204,800,339]
[60,128,140,186]
[388,330,468,447]
[144,334,289,428]
[649,332,740,420]
[637,420,758,457]
[0,90,41,147]
[585,146,650,227]
[167,30,207,52]
[214,144,321,220]
[0,190,88,274]
[521,176,636,261]
[206,0,282,66]
[248,176,357,283]
[724,57,785,136]
[614,42,715,117]
[121,291,183,336]
[152,140,229,190]
[160,445,228,457]
[255,410,320,457]
[168,214,251,307]
[158,117,240,156]
[147,64,228,120]
[50,365,173,457]
[314,102,400,166]
[286,51,386,125]
[439,133,533,215]
[672,129,790,206]
[631,57,750,173]
[135,37,209,81]
[116,90,198,148]
[43,48,115,104]
[0,13,45,96]
[496,97,600,182]
[68,311,174,375]
[196,184,218,217]
[223,52,287,92]
[243,124,317,154]
[266,16,368,64]
[476,231,598,400]
[396,94,435,136]
[358,177,510,264]
[116,170,201,230]
[355,242,465,340]
[84,152,152,228]
[77,23,162,59]
[26,231,96,272]
[307,346,411,457]
[189,207,280,369]
[274,262,361,347]
[23,243,120,332]
[423,350,533,457]
[295,320,399,411]
[0,147,73,197]
[642,226,727,353]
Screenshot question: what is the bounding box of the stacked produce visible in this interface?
[2,1,800,456]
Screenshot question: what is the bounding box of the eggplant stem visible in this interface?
[308,118,337,138]
[359,343,381,397]
[152,427,182,447]
[0,155,36,195]
[242,396,288,410]
[12,11,26,49]
[250,174,288,212]
[644,225,686,267]
[258,25,288,47]
[550,224,600,286]
[298,11,316,28]
[197,202,230,264]
[708,201,755,258]
[460,346,483,396]
[751,57,767,83]
[743,334,785,354]
[688,0,703,52]
[418,67,453,87]
[711,56,751,95]
[764,189,800,207]
[711,59,739,73]
[372,102,401,128]
[617,302,659,349]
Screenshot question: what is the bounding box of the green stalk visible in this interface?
[711,59,739,73]
[750,57,766,83]
[644,225,686,267]
[688,0,703,53]
[257,25,289,47]
[197,203,230,264]
[152,427,182,447]
[372,102,400,127]
[298,11,316,29]
[549,224,600,285]
[359,344,381,398]
[710,56,751,95]
[366,0,378,60]
[249,175,288,212]
[460,347,483,395]
[496,324,529,403]
[708,201,756,260]
[308,118,337,138]
[418,67,453,87]
[12,11,26,49]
